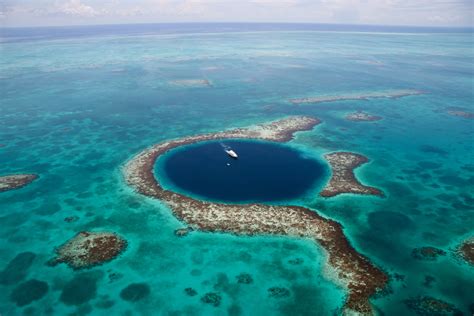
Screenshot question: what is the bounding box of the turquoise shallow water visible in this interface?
[0,24,473,315]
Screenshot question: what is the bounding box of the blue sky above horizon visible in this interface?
[0,0,473,28]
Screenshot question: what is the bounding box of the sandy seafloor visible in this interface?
[0,24,473,315]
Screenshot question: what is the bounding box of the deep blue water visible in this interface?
[0,23,473,315]
[160,140,328,203]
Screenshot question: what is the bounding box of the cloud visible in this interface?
[56,0,99,17]
[1,0,472,26]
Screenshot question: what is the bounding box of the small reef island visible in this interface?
[345,111,383,122]
[49,232,127,269]
[0,174,38,193]
[123,116,388,314]
[290,89,424,105]
[169,79,212,88]
[321,152,384,197]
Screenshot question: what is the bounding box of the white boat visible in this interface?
[225,149,238,158]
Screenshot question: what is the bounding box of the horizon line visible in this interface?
[3,21,473,30]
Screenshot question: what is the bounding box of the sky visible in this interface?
[0,0,473,28]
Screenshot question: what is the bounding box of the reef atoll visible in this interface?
[50,232,127,269]
[290,89,424,105]
[0,174,38,193]
[345,111,382,122]
[123,116,388,314]
[321,152,384,197]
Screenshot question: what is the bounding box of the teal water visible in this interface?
[0,24,473,315]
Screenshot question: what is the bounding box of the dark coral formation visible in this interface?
[185,287,198,296]
[404,296,463,316]
[457,237,474,265]
[120,283,150,302]
[0,174,38,193]
[108,271,123,283]
[236,273,253,284]
[290,89,424,104]
[123,116,388,314]
[423,275,436,288]
[412,247,446,261]
[60,272,99,305]
[64,216,79,223]
[320,152,384,197]
[174,227,193,237]
[288,257,304,265]
[0,252,36,285]
[268,287,291,298]
[10,279,48,307]
[201,292,222,307]
[345,111,382,122]
[51,232,126,269]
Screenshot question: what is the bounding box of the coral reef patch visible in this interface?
[170,79,211,87]
[0,174,38,193]
[174,227,193,237]
[290,89,424,105]
[345,111,382,122]
[404,296,463,316]
[457,237,474,265]
[201,292,222,307]
[320,152,384,197]
[412,247,446,261]
[50,232,126,269]
[268,287,291,298]
[185,287,198,296]
[236,273,253,284]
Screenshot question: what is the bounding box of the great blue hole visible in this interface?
[157,139,328,203]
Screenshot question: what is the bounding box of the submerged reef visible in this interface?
[120,283,150,302]
[411,247,446,261]
[174,227,193,237]
[268,287,291,298]
[50,232,126,269]
[123,116,388,314]
[290,89,423,105]
[0,174,38,193]
[404,296,462,316]
[457,237,474,265]
[201,292,222,307]
[0,252,36,285]
[447,110,474,119]
[170,79,211,87]
[236,273,253,284]
[10,279,49,307]
[345,111,382,122]
[321,152,384,197]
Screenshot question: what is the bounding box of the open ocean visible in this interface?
[0,23,473,315]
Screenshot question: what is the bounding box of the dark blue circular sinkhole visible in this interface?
[158,139,328,203]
